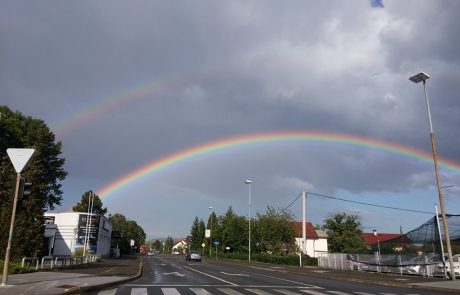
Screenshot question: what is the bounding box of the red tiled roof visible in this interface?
[292,221,318,239]
[361,233,410,245]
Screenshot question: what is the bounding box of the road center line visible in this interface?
[183,266,238,286]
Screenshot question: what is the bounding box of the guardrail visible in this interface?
[22,255,100,270]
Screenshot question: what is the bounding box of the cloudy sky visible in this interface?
[2,0,460,240]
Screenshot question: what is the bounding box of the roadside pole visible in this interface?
[2,148,35,287]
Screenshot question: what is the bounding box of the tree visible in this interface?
[164,236,174,253]
[72,191,107,214]
[190,217,206,251]
[0,105,67,259]
[109,213,146,254]
[220,207,247,253]
[253,206,297,255]
[322,212,367,253]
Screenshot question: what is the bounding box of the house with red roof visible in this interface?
[292,221,328,257]
[361,232,412,252]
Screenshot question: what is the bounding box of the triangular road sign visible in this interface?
[6,148,35,173]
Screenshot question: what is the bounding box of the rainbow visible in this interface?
[51,67,235,136]
[97,131,460,198]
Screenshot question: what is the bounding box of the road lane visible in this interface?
[103,255,458,295]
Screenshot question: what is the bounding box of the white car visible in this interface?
[434,254,460,278]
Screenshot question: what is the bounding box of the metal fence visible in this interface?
[317,253,446,277]
[21,255,99,270]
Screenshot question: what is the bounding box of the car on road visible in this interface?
[186,252,201,262]
[147,250,155,256]
[433,254,460,278]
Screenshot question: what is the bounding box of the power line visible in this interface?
[283,191,435,215]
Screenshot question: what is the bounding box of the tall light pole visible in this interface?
[209,206,213,257]
[409,72,455,280]
[245,179,252,262]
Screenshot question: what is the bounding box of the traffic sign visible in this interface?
[213,241,220,245]
[7,148,35,173]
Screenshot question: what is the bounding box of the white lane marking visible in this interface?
[131,287,148,295]
[184,266,238,286]
[163,272,185,277]
[379,294,398,295]
[249,266,287,273]
[161,288,181,295]
[221,271,250,277]
[190,288,213,295]
[217,288,245,294]
[353,293,374,295]
[245,288,272,295]
[97,289,117,295]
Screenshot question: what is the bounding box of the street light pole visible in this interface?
[245,180,252,262]
[409,72,456,280]
[209,206,213,257]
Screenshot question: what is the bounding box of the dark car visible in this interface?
[186,252,201,262]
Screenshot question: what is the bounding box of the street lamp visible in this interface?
[245,180,252,262]
[373,229,381,273]
[409,72,456,280]
[209,206,213,257]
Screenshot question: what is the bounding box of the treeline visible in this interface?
[189,206,298,256]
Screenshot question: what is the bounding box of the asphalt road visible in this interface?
[95,255,456,295]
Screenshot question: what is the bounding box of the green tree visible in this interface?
[72,191,107,214]
[322,212,366,253]
[253,206,296,255]
[0,106,67,259]
[220,207,247,253]
[164,236,174,253]
[109,213,146,254]
[190,217,203,250]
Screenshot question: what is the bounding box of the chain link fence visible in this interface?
[318,253,446,277]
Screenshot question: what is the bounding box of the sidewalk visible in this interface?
[0,256,142,295]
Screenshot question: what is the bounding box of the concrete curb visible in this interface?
[63,257,143,294]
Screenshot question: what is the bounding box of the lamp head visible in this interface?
[245,180,252,184]
[409,72,430,84]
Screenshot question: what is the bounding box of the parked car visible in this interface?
[186,252,201,262]
[433,254,460,278]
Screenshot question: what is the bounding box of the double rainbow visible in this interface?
[97,131,460,199]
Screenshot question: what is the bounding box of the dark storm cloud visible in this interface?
[2,0,460,237]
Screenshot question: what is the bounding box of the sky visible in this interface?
[2,0,460,240]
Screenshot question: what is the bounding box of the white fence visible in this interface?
[318,253,445,277]
[21,255,99,270]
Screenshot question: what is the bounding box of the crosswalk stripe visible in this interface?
[190,288,214,295]
[97,289,117,295]
[217,288,245,294]
[130,288,147,295]
[245,288,273,295]
[299,289,328,295]
[161,288,181,295]
[353,293,374,295]
[327,291,353,295]
[274,289,305,295]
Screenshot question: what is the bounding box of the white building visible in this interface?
[293,221,328,258]
[44,212,112,257]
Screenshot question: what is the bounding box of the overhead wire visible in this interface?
[283,191,435,215]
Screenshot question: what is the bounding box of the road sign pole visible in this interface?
[2,173,21,286]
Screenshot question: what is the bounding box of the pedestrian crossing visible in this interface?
[96,286,426,295]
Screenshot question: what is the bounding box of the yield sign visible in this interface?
[6,148,35,173]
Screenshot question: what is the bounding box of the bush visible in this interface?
[0,260,36,274]
[218,253,318,266]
